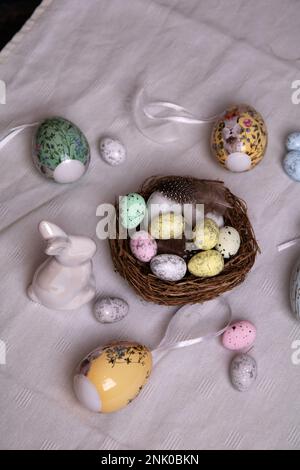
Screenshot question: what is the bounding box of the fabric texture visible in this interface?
[0,0,300,450]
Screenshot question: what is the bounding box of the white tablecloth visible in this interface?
[1,0,300,450]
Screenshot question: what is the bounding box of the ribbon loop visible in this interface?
[0,122,39,151]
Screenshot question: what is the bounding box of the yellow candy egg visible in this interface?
[188,250,224,277]
[149,212,185,239]
[193,218,219,250]
[211,104,267,172]
[74,341,152,413]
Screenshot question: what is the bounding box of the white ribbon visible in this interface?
[151,299,232,365]
[0,122,39,150]
[133,87,221,144]
[142,99,220,125]
[277,237,300,252]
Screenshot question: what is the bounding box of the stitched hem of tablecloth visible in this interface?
[0,0,54,64]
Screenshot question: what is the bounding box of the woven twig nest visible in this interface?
[109,175,259,306]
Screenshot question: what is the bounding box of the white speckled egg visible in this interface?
[147,191,182,222]
[94,297,129,323]
[99,137,126,166]
[130,230,157,262]
[230,354,257,392]
[283,151,300,182]
[286,132,300,151]
[216,226,240,258]
[150,254,187,281]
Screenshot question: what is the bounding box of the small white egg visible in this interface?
[99,137,126,166]
[230,354,257,392]
[216,226,240,259]
[93,297,129,323]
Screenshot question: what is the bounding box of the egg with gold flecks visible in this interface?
[74,342,152,413]
[33,117,90,183]
[211,104,267,172]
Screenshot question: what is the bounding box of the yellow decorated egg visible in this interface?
[149,212,185,239]
[188,250,224,277]
[74,341,152,413]
[193,218,219,250]
[211,104,267,172]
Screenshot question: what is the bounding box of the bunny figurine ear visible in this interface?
[45,236,70,256]
[39,221,67,240]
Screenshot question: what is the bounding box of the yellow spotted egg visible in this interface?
[193,218,219,250]
[188,250,224,277]
[211,104,267,172]
[149,212,185,239]
[74,342,152,413]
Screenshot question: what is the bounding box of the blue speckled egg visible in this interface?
[283,151,300,181]
[286,132,300,151]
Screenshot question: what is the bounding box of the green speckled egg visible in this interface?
[33,117,90,183]
[120,193,146,229]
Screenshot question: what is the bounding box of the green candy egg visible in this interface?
[33,117,90,183]
[120,193,146,229]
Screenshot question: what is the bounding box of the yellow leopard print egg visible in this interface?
[211,104,267,172]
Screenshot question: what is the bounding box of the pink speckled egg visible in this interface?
[222,320,256,351]
[130,230,158,262]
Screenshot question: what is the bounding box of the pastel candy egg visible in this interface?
[211,104,268,172]
[188,250,224,277]
[286,132,300,151]
[150,254,187,281]
[74,341,152,413]
[230,354,257,392]
[33,117,90,183]
[193,218,219,250]
[120,193,146,229]
[216,226,240,259]
[130,230,157,262]
[93,297,129,323]
[222,320,256,350]
[283,151,300,182]
[290,257,300,320]
[149,213,185,239]
[147,191,182,222]
[99,137,126,166]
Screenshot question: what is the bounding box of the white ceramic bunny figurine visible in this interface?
[28,221,97,310]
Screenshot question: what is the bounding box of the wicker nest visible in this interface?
[109,176,259,306]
